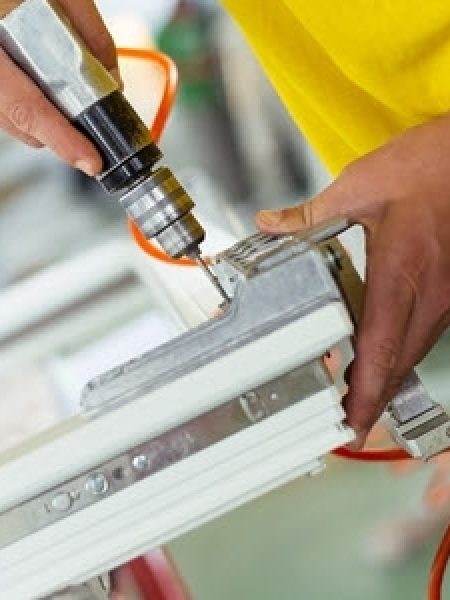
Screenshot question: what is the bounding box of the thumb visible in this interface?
[255,177,352,234]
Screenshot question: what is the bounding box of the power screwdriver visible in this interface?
[0,0,229,301]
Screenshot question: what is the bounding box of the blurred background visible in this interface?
[0,1,449,598]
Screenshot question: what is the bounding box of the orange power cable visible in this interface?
[333,444,449,599]
[118,47,200,267]
[117,47,178,143]
[429,523,450,600]
[332,446,411,462]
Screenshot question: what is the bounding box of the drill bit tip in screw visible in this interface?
[190,251,230,304]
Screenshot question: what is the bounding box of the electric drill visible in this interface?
[0,0,228,300]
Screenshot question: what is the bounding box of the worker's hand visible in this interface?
[0,0,120,175]
[255,113,450,449]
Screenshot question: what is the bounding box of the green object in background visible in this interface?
[157,1,221,106]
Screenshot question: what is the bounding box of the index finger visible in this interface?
[0,48,102,173]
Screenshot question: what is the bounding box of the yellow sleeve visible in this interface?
[221,0,450,174]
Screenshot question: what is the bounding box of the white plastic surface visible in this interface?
[0,240,190,375]
[0,384,353,598]
[0,301,353,512]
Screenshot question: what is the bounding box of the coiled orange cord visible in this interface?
[429,523,450,600]
[118,47,201,267]
[118,46,449,600]
[333,445,449,599]
[117,47,177,147]
[331,447,411,462]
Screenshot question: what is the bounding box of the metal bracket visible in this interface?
[47,574,110,599]
[385,373,450,460]
[0,360,333,551]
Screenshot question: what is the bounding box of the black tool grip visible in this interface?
[74,90,162,193]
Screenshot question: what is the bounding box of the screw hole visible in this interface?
[112,467,125,480]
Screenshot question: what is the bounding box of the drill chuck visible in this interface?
[0,0,205,260]
[121,167,205,258]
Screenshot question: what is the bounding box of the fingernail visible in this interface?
[257,210,282,226]
[346,427,368,451]
[74,160,96,177]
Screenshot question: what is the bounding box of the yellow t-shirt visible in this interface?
[221,1,450,175]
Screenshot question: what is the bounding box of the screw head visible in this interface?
[132,454,150,471]
[51,492,72,512]
[85,473,109,496]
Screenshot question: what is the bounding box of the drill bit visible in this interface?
[192,251,230,303]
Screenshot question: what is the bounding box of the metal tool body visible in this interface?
[1,221,449,598]
[0,0,212,265]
